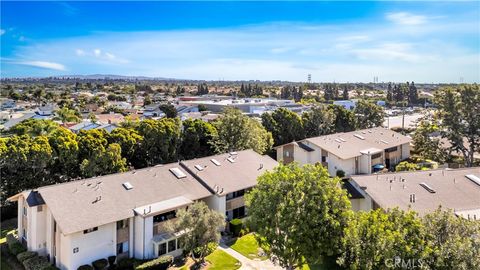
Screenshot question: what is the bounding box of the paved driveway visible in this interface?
[218,243,284,270]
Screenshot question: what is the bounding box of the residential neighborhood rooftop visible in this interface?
[350,167,480,217]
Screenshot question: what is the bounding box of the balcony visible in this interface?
[153,218,177,235]
[226,196,245,211]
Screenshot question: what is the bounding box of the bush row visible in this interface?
[135,255,173,270]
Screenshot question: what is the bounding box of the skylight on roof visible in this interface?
[169,168,187,179]
[122,182,133,190]
[211,159,221,166]
[466,174,480,186]
[419,182,436,193]
[194,165,204,171]
[380,140,389,144]
[227,157,235,163]
[335,139,342,143]
[354,134,365,140]
[339,138,346,142]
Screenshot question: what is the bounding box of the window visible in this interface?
[83,227,98,234]
[226,189,245,201]
[117,241,129,254]
[153,210,176,223]
[37,205,43,212]
[158,243,167,256]
[321,156,327,162]
[232,206,246,219]
[285,151,290,157]
[385,146,398,153]
[168,240,176,253]
[23,206,27,216]
[117,219,128,229]
[371,153,382,159]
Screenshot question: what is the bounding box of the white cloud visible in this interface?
[0,29,5,36]
[270,47,291,54]
[105,52,116,60]
[93,49,101,57]
[75,49,86,56]
[386,12,428,25]
[18,61,66,71]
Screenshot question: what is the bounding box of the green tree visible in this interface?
[338,208,431,270]
[9,119,60,137]
[77,129,127,177]
[159,104,178,118]
[302,106,335,137]
[48,127,79,179]
[354,100,386,129]
[180,119,217,160]
[246,163,352,269]
[136,118,182,167]
[330,105,356,132]
[108,127,143,167]
[0,135,53,206]
[169,201,224,265]
[54,107,81,124]
[413,117,448,163]
[143,95,152,106]
[435,85,480,167]
[211,108,273,154]
[423,208,480,269]
[261,108,304,146]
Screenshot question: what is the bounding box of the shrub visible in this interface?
[9,241,27,255]
[229,218,243,237]
[23,255,50,270]
[92,258,108,270]
[135,255,173,270]
[78,265,94,270]
[336,169,346,178]
[17,251,38,262]
[192,242,218,258]
[42,266,60,270]
[108,256,116,266]
[116,258,137,270]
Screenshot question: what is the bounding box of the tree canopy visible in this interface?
[261,108,304,146]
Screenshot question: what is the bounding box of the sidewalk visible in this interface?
[218,242,283,270]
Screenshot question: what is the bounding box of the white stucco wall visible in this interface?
[60,222,116,270]
[204,195,226,219]
[328,154,355,176]
[401,143,410,160]
[134,215,154,260]
[348,180,373,212]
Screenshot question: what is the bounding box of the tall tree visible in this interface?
[48,127,79,179]
[180,119,217,160]
[169,202,224,265]
[408,81,418,105]
[435,85,480,167]
[77,129,127,177]
[338,208,430,270]
[108,127,143,167]
[301,106,335,137]
[412,116,448,163]
[246,163,352,269]
[54,107,81,124]
[211,108,273,154]
[261,108,304,146]
[329,105,356,132]
[354,100,386,129]
[8,119,60,137]
[387,83,393,102]
[342,84,349,100]
[159,104,178,118]
[136,118,182,167]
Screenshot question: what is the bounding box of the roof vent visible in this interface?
[227,157,235,163]
[380,140,389,144]
[354,134,365,140]
[194,165,204,171]
[211,159,221,166]
[169,168,187,179]
[420,182,436,193]
[466,174,480,186]
[335,139,342,143]
[122,182,133,190]
[229,151,238,155]
[339,138,346,142]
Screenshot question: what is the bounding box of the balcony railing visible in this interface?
[153,218,177,235]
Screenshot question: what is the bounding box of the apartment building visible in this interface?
[7,150,277,270]
[275,127,411,176]
[347,167,480,220]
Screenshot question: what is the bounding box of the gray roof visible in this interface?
[181,149,278,195]
[32,163,211,235]
[304,127,411,159]
[350,167,480,215]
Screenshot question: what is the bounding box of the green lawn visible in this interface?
[230,233,268,260]
[205,249,241,270]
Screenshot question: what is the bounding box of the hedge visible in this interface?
[108,255,116,266]
[116,258,137,270]
[135,255,173,270]
[9,242,27,255]
[229,218,243,237]
[17,251,38,262]
[77,265,94,270]
[23,255,50,270]
[92,258,109,270]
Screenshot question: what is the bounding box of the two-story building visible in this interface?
[7,150,277,270]
[275,127,411,176]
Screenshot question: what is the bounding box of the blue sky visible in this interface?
[1,1,479,82]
